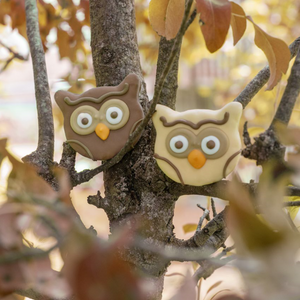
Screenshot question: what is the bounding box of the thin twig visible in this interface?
[184,9,197,32]
[24,0,54,162]
[211,198,217,218]
[0,41,29,73]
[72,0,195,186]
[0,243,59,265]
[196,204,210,231]
[234,37,300,108]
[193,255,235,283]
[170,180,300,200]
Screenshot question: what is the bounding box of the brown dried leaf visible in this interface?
[27,257,70,299]
[66,242,144,300]
[196,0,231,53]
[230,2,246,45]
[0,260,27,296]
[227,178,284,254]
[149,0,185,40]
[57,29,71,59]
[247,16,290,90]
[0,203,24,249]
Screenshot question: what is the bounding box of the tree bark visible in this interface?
[89,1,178,298]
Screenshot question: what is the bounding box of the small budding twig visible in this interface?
[211,198,217,218]
[0,41,28,73]
[196,204,210,231]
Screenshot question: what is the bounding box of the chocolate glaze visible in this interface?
[222,149,241,178]
[64,83,129,106]
[66,139,94,160]
[160,112,229,130]
[154,153,185,185]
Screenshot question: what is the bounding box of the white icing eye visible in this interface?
[170,135,189,153]
[106,107,123,124]
[77,113,93,128]
[201,136,220,155]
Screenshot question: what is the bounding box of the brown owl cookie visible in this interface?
[55,74,144,160]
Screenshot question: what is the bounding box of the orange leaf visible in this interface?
[196,0,231,53]
[57,29,71,59]
[230,2,246,46]
[149,0,185,40]
[247,16,290,90]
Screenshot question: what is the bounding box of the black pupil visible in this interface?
[81,117,89,125]
[207,140,215,149]
[175,141,183,149]
[110,111,118,119]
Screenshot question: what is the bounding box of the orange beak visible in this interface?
[95,123,110,140]
[188,149,206,169]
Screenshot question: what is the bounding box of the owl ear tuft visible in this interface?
[152,104,175,129]
[219,102,243,123]
[54,90,72,112]
[120,73,141,100]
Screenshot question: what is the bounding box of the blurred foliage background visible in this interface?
[0,0,300,299]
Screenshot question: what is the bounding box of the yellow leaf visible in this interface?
[57,29,70,59]
[247,16,290,90]
[286,197,300,220]
[247,126,265,137]
[37,2,47,28]
[149,0,185,40]
[230,1,246,46]
[182,223,198,233]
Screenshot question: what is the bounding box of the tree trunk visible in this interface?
[90,1,178,298]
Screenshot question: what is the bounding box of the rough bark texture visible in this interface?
[89,1,175,298]
[24,0,54,167]
[155,37,181,109]
[271,46,300,127]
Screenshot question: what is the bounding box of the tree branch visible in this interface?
[155,8,197,109]
[70,0,195,186]
[0,41,28,73]
[169,180,300,200]
[23,0,54,168]
[193,256,234,282]
[234,37,300,108]
[17,288,55,300]
[176,208,228,248]
[90,0,148,107]
[270,46,300,127]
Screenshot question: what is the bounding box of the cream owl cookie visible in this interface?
[152,103,243,186]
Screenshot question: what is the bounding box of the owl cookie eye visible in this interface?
[198,128,229,159]
[201,136,220,155]
[100,99,130,130]
[170,135,189,153]
[106,107,123,125]
[70,105,98,135]
[77,113,93,128]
